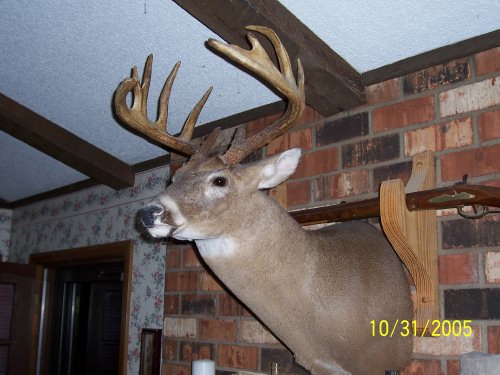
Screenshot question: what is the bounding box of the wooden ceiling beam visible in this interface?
[0,93,135,190]
[173,0,365,116]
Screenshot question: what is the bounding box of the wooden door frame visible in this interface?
[29,240,134,375]
[0,262,39,375]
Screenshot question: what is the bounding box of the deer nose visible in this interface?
[140,205,164,228]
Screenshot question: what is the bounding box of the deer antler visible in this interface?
[114,54,213,156]
[208,25,305,165]
[115,26,304,163]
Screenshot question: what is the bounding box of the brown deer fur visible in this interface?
[145,150,412,375]
[115,25,413,375]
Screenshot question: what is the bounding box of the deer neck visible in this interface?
[194,191,318,348]
[195,191,310,274]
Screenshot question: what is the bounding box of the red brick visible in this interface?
[183,247,202,268]
[373,96,435,132]
[181,294,216,315]
[164,317,197,338]
[414,326,481,355]
[164,294,179,315]
[317,113,369,146]
[445,289,500,319]
[447,360,460,375]
[245,112,282,137]
[167,248,181,269]
[267,128,312,156]
[478,109,500,141]
[439,253,479,284]
[441,143,500,181]
[292,148,339,178]
[218,293,245,316]
[475,47,500,76]
[366,78,400,105]
[199,271,224,291]
[342,133,400,168]
[488,326,500,354]
[217,344,258,370]
[239,320,279,344]
[442,216,500,249]
[403,58,469,95]
[180,341,214,361]
[299,105,323,124]
[373,161,412,190]
[314,170,369,201]
[485,251,500,283]
[200,319,237,341]
[401,359,442,375]
[166,271,198,292]
[163,339,178,361]
[286,180,310,206]
[162,363,190,375]
[439,77,500,117]
[404,118,473,156]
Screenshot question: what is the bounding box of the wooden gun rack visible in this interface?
[379,151,438,335]
[278,151,500,336]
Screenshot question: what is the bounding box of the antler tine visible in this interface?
[115,54,213,156]
[179,86,213,142]
[207,26,305,165]
[156,59,180,133]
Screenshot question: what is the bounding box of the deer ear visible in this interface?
[257,148,301,189]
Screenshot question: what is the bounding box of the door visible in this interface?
[0,262,38,375]
[49,262,124,375]
[22,241,134,375]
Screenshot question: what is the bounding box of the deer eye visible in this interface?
[212,176,228,187]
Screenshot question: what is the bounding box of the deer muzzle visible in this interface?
[140,205,164,228]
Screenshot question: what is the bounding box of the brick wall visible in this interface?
[162,47,500,375]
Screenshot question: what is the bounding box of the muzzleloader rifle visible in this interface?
[291,184,500,225]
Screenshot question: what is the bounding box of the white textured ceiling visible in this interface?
[0,0,499,202]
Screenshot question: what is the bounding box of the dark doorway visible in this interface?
[30,241,133,375]
[50,262,123,375]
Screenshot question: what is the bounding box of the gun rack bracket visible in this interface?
[380,151,439,335]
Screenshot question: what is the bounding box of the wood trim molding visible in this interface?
[6,179,100,209]
[362,29,500,85]
[0,93,135,190]
[5,101,288,208]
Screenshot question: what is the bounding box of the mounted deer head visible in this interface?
[115,26,412,375]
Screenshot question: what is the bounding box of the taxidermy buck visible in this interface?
[114,26,412,375]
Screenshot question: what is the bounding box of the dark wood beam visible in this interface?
[0,93,135,190]
[363,29,500,86]
[0,198,9,209]
[173,0,365,116]
[5,100,288,208]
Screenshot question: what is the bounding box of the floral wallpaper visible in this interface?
[8,167,169,375]
[0,209,12,261]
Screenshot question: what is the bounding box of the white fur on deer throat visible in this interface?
[196,236,236,258]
